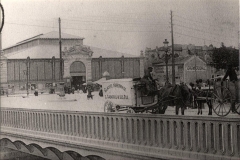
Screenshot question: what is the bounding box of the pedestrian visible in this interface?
[222,64,238,113]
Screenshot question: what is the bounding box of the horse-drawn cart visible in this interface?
[102,78,190,115]
[211,79,240,116]
[102,78,158,113]
[193,79,240,117]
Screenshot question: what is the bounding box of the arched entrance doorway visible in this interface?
[70,61,86,89]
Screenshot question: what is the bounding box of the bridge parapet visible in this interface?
[1,107,240,160]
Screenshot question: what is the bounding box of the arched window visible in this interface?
[70,61,86,75]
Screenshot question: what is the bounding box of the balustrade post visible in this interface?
[100,116,104,140]
[166,120,171,148]
[43,113,47,132]
[123,118,128,143]
[191,122,197,152]
[129,118,133,144]
[108,117,113,141]
[183,121,188,150]
[95,116,99,139]
[223,122,228,156]
[112,117,118,141]
[91,116,95,138]
[149,119,154,146]
[25,112,28,129]
[139,119,143,145]
[58,114,61,134]
[80,116,84,137]
[75,115,79,136]
[104,117,108,140]
[88,116,91,138]
[216,123,221,155]
[116,117,120,142]
[70,115,73,135]
[51,113,54,133]
[199,121,203,153]
[54,113,57,133]
[232,123,239,157]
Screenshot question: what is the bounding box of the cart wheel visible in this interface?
[211,86,232,117]
[104,101,115,112]
[235,103,240,115]
[127,108,135,113]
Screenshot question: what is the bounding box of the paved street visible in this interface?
[1,91,239,118]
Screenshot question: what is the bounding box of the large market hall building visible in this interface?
[1,31,144,92]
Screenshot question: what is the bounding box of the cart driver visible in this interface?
[146,67,154,81]
[141,67,157,93]
[221,64,238,113]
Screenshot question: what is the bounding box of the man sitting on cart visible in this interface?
[141,67,157,95]
[221,64,238,113]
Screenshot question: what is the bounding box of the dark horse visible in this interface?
[155,83,191,115]
[189,82,213,115]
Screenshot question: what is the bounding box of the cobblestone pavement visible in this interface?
[1,91,239,118]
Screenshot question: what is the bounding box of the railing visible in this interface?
[1,107,240,160]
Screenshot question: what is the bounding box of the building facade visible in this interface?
[144,44,224,85]
[1,31,144,92]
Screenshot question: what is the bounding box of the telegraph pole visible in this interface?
[170,11,175,84]
[59,17,63,80]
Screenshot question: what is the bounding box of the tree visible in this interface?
[210,43,239,70]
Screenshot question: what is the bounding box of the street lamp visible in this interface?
[26,56,30,96]
[163,39,170,83]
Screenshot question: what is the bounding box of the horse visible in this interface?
[189,82,213,115]
[155,83,191,115]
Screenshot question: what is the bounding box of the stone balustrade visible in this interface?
[1,107,240,160]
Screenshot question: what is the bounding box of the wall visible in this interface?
[184,56,208,84]
[0,57,8,86]
[91,57,141,81]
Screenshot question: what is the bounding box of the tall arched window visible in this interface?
[70,61,86,76]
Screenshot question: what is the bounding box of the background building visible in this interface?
[144,44,225,85]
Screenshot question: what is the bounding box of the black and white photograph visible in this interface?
[0,0,239,159]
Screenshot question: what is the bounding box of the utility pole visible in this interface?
[59,17,63,80]
[170,10,175,84]
[27,56,30,97]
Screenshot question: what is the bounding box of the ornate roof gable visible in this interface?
[63,45,93,59]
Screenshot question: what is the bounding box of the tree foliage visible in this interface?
[210,43,239,70]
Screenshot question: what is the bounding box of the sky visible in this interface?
[1,0,239,56]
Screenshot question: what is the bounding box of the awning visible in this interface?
[93,78,106,85]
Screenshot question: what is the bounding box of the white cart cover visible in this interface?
[102,78,135,106]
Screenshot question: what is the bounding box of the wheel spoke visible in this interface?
[223,104,227,113]
[216,88,222,99]
[212,92,221,101]
[221,105,224,115]
[218,104,222,115]
[214,103,220,111]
